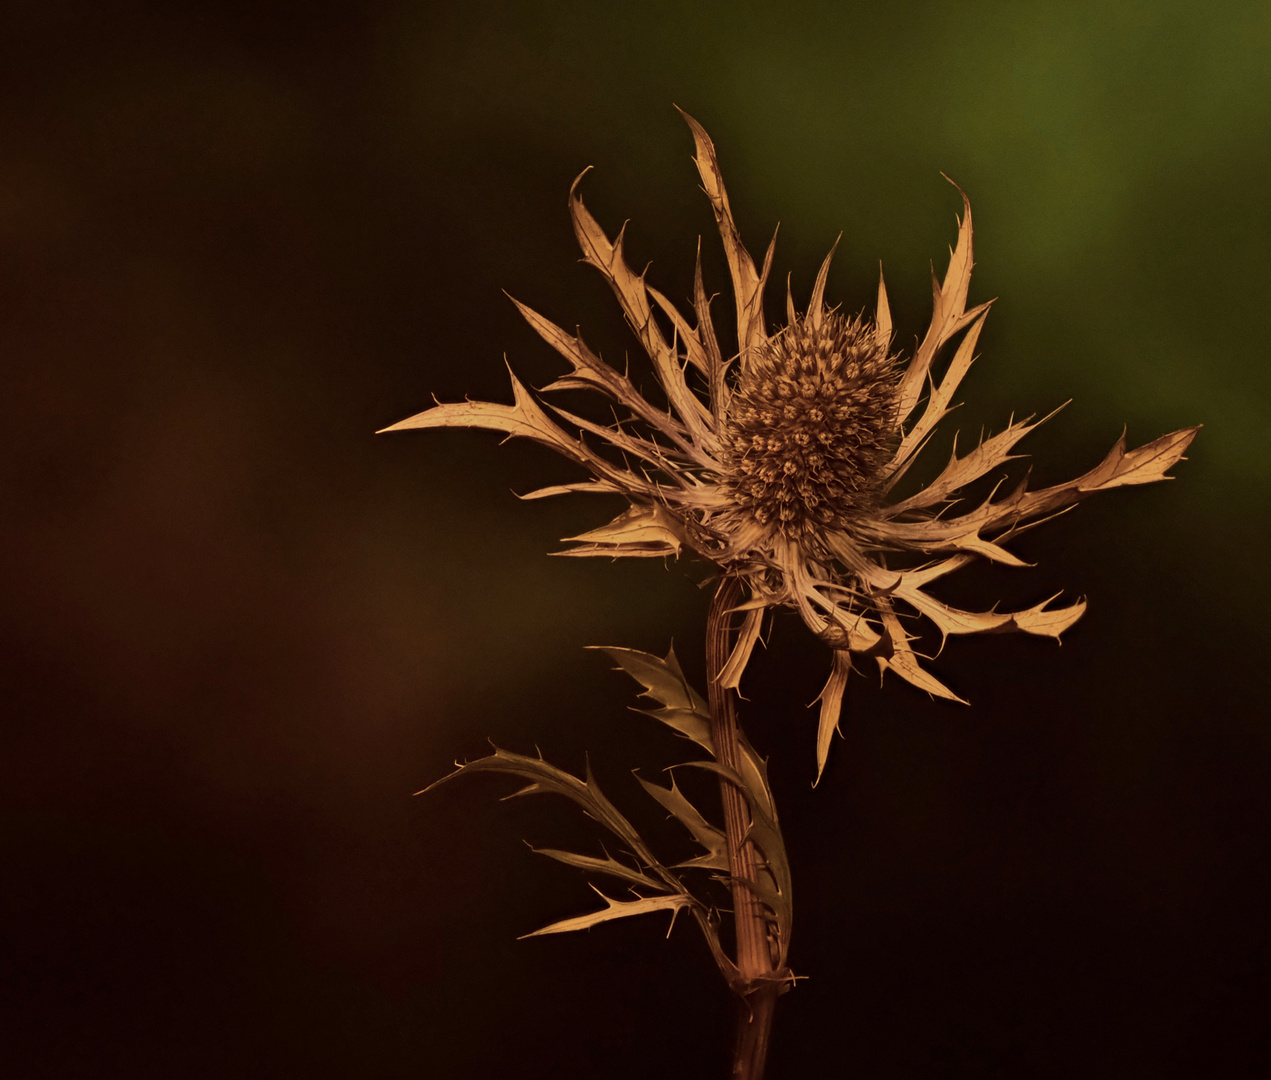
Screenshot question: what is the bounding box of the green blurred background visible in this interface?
[2,1,1267,1076]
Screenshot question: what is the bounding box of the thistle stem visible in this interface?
[707,575,779,1080]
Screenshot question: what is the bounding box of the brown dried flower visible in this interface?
[382,111,1199,779]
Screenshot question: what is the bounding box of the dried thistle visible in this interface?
[388,111,1199,1080]
[383,110,1199,781]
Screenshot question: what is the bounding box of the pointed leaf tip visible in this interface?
[808,234,841,331]
[813,651,852,785]
[874,263,892,351]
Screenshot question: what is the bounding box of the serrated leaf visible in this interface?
[521,886,694,938]
[557,503,686,558]
[568,171,715,447]
[873,601,967,704]
[378,366,658,503]
[421,746,660,879]
[636,774,729,872]
[880,426,1203,558]
[422,739,741,985]
[677,107,772,362]
[596,644,791,965]
[680,759,792,963]
[1003,595,1086,637]
[643,705,714,749]
[890,308,990,482]
[507,294,685,436]
[530,846,665,891]
[593,645,715,752]
[595,644,705,714]
[886,408,1059,509]
[1075,426,1200,491]
[600,647,778,827]
[893,180,992,428]
[690,237,729,417]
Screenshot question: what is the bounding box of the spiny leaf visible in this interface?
[814,650,852,785]
[646,281,712,377]
[677,107,773,362]
[507,294,690,445]
[422,739,739,984]
[886,408,1060,510]
[530,846,665,891]
[378,366,658,502]
[893,580,1086,646]
[568,171,715,446]
[421,746,659,876]
[542,400,690,473]
[597,645,792,964]
[641,704,713,749]
[691,237,730,418]
[873,601,967,704]
[934,425,1201,540]
[596,646,777,822]
[1002,595,1087,637]
[556,503,686,558]
[680,759,792,963]
[636,774,729,872]
[595,644,705,713]
[894,180,992,426]
[1075,426,1200,492]
[520,886,694,939]
[891,308,990,481]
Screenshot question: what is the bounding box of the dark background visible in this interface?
[2,1,1268,1077]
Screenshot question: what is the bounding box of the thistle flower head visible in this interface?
[383,110,1199,780]
[720,311,900,536]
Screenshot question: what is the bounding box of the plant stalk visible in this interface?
[707,575,778,1080]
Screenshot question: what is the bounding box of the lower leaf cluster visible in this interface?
[422,646,793,991]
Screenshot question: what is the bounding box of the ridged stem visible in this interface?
[706,575,778,1080]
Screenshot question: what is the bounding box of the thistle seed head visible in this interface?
[720,312,900,535]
